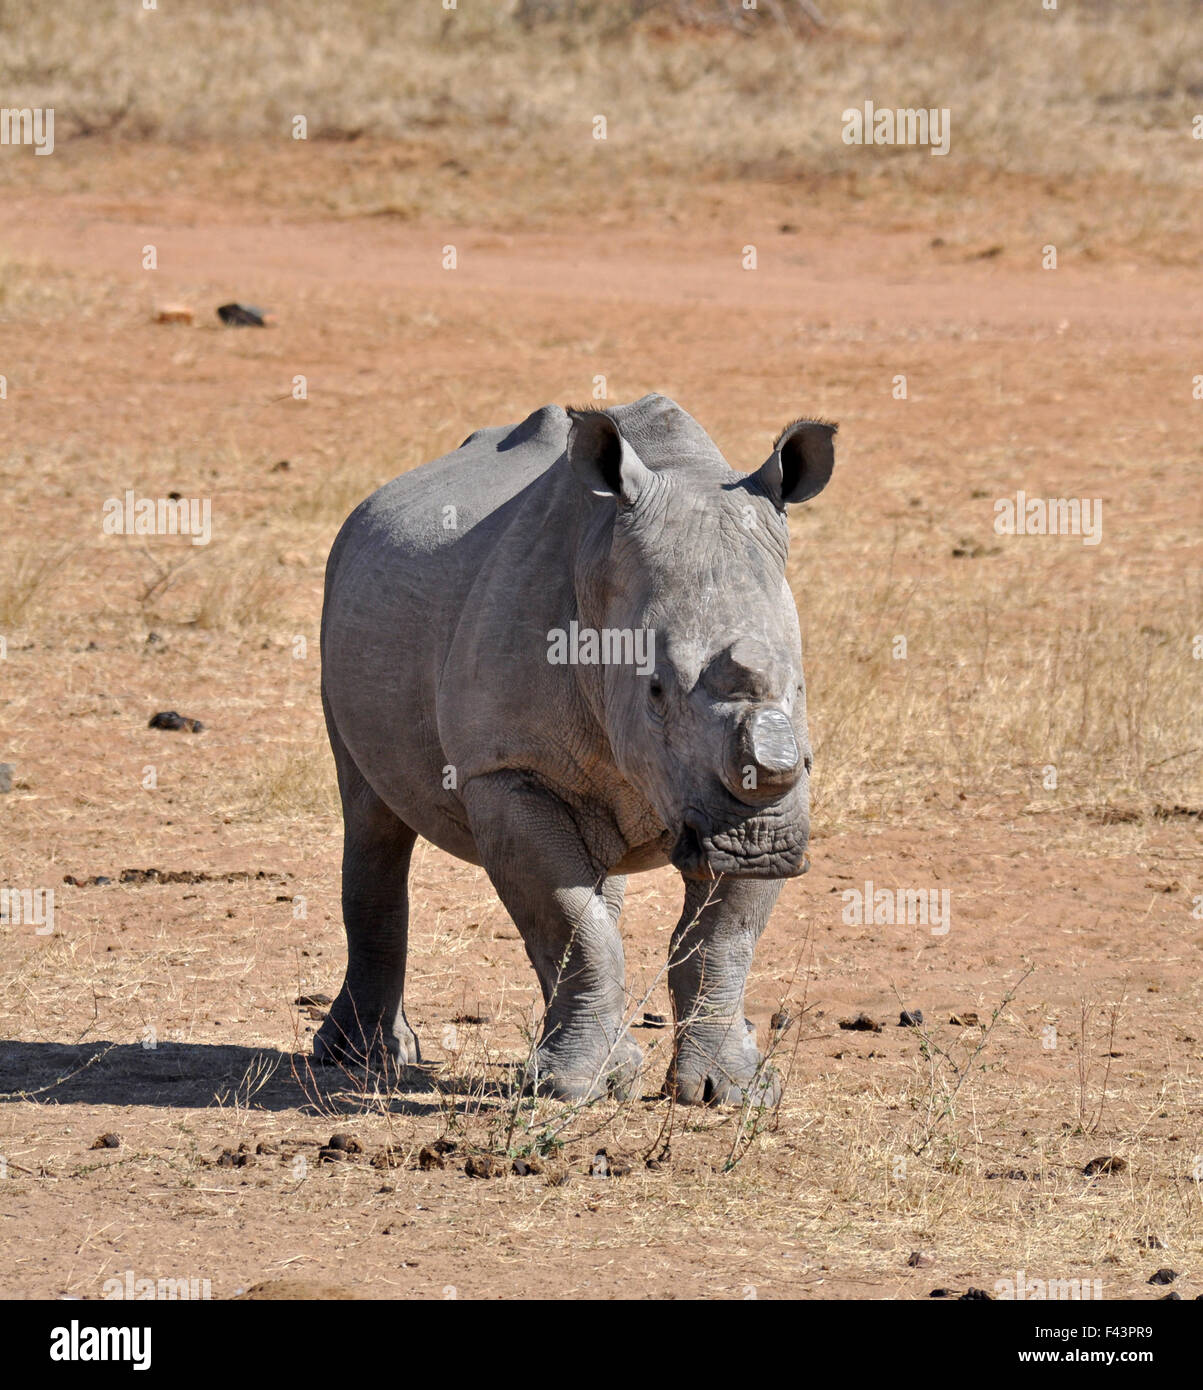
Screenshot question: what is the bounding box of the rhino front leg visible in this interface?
[667,876,783,1107]
[314,723,421,1072]
[464,773,642,1102]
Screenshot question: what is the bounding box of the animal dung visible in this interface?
[148,710,205,733]
[216,302,273,327]
[838,1013,882,1032]
[1082,1155,1127,1176]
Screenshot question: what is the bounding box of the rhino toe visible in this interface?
[313,1006,421,1073]
[523,1033,644,1104]
[668,1055,781,1109]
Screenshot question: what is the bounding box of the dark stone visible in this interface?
[217,302,270,327]
[148,710,204,733]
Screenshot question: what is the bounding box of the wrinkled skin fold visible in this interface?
[316,394,835,1104]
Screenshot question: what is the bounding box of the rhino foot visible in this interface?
[668,1042,781,1108]
[313,1001,421,1074]
[523,1032,644,1104]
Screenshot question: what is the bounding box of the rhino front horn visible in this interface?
[732,707,801,802]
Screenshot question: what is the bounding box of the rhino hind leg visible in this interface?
[666,877,783,1107]
[314,716,421,1072]
[464,773,643,1103]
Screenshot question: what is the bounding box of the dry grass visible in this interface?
[0,546,66,628]
[3,927,1198,1297]
[243,745,340,820]
[804,558,1203,831]
[2,0,1201,191]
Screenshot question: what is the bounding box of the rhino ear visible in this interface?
[754,419,837,508]
[566,408,653,505]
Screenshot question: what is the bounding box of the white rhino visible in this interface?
[317,394,835,1105]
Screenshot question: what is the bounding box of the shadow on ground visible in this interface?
[0,1040,446,1115]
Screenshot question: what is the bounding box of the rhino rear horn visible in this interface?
[566,408,653,505]
[754,418,837,508]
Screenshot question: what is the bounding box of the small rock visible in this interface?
[217,302,272,328]
[1148,1268,1178,1285]
[154,303,194,325]
[838,1013,882,1032]
[1161,1291,1182,1300]
[899,1009,924,1027]
[949,1012,981,1027]
[270,459,290,472]
[770,1010,792,1033]
[959,1287,995,1300]
[148,710,204,733]
[464,1154,506,1179]
[89,1132,121,1150]
[294,993,332,1007]
[641,1012,669,1029]
[928,1288,956,1298]
[1083,1155,1126,1176]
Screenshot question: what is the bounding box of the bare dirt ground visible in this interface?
[1,122,1201,1300]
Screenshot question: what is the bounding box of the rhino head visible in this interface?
[566,398,835,880]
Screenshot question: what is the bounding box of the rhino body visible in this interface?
[317,393,835,1104]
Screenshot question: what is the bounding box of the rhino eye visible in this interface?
[649,676,664,700]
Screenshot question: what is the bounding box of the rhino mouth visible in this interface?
[670,806,809,881]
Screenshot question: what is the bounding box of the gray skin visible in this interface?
[316,393,835,1106]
